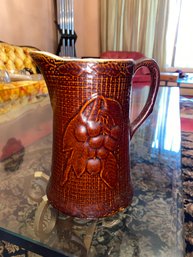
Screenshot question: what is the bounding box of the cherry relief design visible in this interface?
[61,95,123,189]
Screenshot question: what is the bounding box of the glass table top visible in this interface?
[0,86,184,257]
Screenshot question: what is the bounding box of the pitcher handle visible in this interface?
[130,58,160,139]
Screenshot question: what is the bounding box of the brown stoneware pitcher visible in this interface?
[30,52,160,218]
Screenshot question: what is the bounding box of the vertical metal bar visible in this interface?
[60,0,63,55]
[62,0,66,56]
[71,0,74,34]
[56,0,75,57]
[68,0,71,56]
[69,0,72,57]
[71,0,75,56]
[63,0,67,55]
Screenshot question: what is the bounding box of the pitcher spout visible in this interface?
[30,51,66,77]
[30,51,72,107]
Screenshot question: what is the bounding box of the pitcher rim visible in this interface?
[30,51,136,63]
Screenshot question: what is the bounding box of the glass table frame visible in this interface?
[0,86,184,257]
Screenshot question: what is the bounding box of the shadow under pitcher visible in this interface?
[30,52,160,218]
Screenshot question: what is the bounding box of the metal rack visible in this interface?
[56,0,77,57]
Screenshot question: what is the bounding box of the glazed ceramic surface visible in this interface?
[30,52,160,218]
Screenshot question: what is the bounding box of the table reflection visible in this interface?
[0,86,183,257]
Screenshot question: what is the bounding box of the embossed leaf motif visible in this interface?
[71,143,88,177]
[58,63,89,77]
[100,152,117,189]
[93,62,133,77]
[61,95,123,189]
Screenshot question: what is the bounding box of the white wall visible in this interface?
[0,0,57,53]
[74,0,100,57]
[0,0,100,57]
